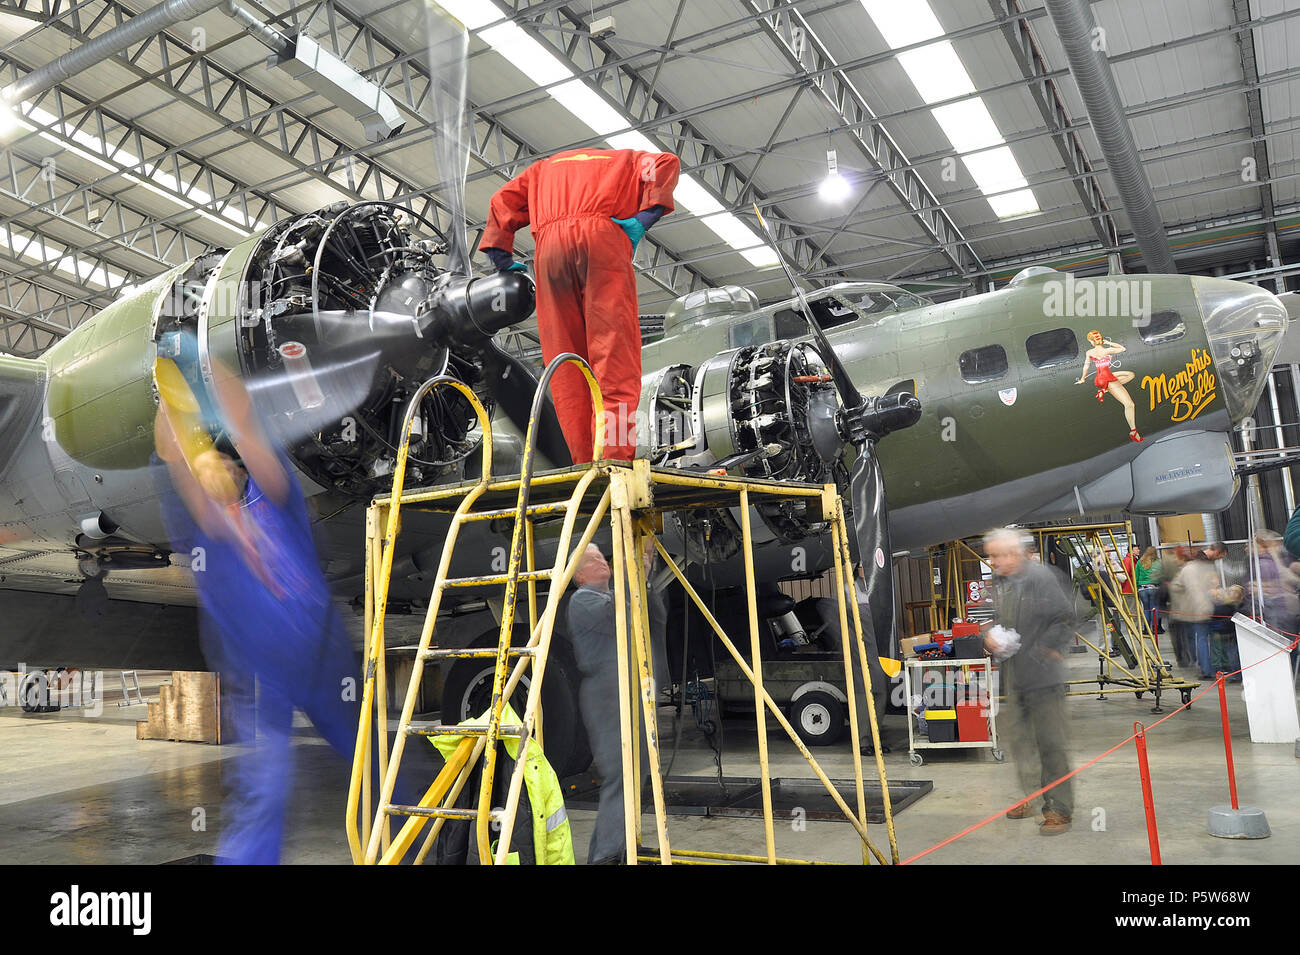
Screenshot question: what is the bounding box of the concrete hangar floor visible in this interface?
[3,647,1296,865]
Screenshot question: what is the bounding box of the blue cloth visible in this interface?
[482,247,526,272]
[155,456,365,864]
[1138,586,1158,632]
[635,205,666,229]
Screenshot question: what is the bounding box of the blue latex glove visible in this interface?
[611,216,647,253]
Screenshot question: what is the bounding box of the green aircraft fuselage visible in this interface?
[643,268,1284,548]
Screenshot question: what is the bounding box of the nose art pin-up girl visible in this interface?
[1076,330,1142,442]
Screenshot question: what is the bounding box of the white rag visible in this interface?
[986,624,1022,661]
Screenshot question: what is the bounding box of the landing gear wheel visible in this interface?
[909,752,924,767]
[992,749,1005,762]
[790,691,844,747]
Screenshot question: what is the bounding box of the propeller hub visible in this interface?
[839,392,922,444]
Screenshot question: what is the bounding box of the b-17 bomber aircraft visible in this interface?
[0,3,1289,770]
[0,210,1283,607]
[0,196,1286,766]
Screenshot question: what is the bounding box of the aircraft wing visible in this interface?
[0,545,198,604]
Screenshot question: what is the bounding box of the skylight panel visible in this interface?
[435,0,778,267]
[860,0,1039,219]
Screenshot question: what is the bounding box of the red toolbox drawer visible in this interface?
[955,699,990,742]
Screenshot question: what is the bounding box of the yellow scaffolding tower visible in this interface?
[345,355,898,865]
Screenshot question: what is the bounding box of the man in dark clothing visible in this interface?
[983,528,1076,836]
[566,544,649,864]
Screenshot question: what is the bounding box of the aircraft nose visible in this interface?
[1193,276,1288,424]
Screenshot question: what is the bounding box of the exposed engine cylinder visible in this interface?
[157,201,536,498]
[642,339,846,550]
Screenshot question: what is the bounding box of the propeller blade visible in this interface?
[479,343,573,469]
[848,443,895,657]
[244,346,384,444]
[420,6,472,276]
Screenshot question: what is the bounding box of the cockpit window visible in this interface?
[959,345,1009,383]
[729,316,772,349]
[1137,309,1186,344]
[771,289,932,339]
[772,299,853,337]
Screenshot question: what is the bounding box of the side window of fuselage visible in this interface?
[1026,327,1079,368]
[958,345,1009,384]
[729,316,774,349]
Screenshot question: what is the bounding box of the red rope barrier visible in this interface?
[898,624,1299,865]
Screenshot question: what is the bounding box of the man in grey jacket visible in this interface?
[984,528,1076,835]
[566,544,649,863]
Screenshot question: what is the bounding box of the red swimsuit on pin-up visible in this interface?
[1093,353,1118,400]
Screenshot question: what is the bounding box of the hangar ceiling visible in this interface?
[0,0,1296,357]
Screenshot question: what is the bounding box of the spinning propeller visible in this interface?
[751,205,922,654]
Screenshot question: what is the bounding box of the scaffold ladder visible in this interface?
[347,355,610,865]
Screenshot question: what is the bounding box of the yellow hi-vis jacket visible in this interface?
[431,703,574,865]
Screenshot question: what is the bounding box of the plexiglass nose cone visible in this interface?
[1193,276,1288,423]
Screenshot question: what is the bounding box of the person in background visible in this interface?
[1120,546,1137,598]
[982,528,1075,836]
[566,544,649,864]
[1209,583,1244,682]
[480,147,680,463]
[1169,549,1219,679]
[1164,546,1191,665]
[1134,547,1162,635]
[1248,529,1300,642]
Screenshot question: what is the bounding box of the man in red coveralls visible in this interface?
[480,147,681,463]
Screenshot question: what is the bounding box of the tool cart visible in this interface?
[903,655,1002,766]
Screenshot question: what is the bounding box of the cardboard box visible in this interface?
[901,636,928,658]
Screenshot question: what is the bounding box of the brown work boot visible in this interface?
[1039,810,1072,835]
[1005,802,1036,819]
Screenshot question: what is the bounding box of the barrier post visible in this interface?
[1216,672,1239,810]
[1133,721,1161,865]
[1206,671,1271,839]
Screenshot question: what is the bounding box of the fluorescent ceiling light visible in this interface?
[930,100,1003,155]
[16,102,267,237]
[857,0,943,48]
[987,189,1040,219]
[897,43,974,104]
[861,0,1039,220]
[435,0,778,267]
[963,146,1030,195]
[0,224,127,289]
